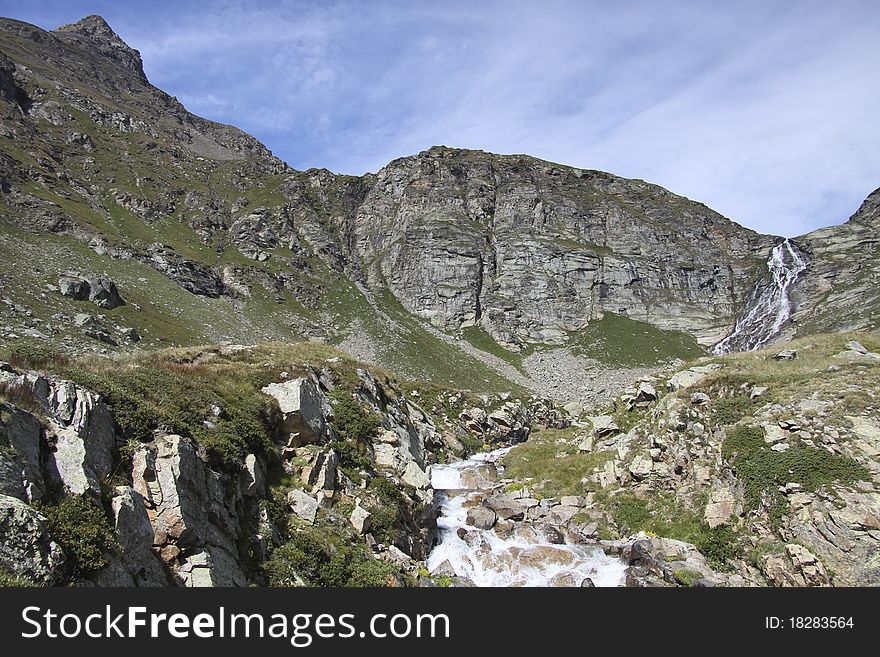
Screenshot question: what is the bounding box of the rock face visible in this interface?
[131,435,249,587]
[794,188,880,337]
[262,377,328,447]
[0,494,65,584]
[350,147,772,348]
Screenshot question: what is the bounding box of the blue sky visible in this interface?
[2,1,879,236]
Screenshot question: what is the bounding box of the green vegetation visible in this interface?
[328,389,382,482]
[0,566,36,587]
[602,491,742,570]
[566,312,705,367]
[459,326,529,372]
[722,425,870,520]
[40,495,118,577]
[264,523,404,587]
[673,569,702,587]
[503,428,613,498]
[4,342,70,370]
[366,476,414,546]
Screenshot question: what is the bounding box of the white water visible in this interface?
[713,239,807,354]
[426,449,627,587]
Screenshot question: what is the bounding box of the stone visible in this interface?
[109,486,167,586]
[773,349,797,360]
[0,494,65,584]
[588,415,619,437]
[466,506,496,530]
[57,275,90,300]
[241,453,266,498]
[577,435,594,452]
[262,377,327,446]
[287,489,319,524]
[704,488,738,528]
[628,454,653,479]
[0,405,45,502]
[750,386,769,399]
[563,401,583,417]
[763,425,788,445]
[85,276,125,308]
[636,382,658,401]
[349,505,372,534]
[690,392,710,405]
[402,461,430,490]
[845,340,868,354]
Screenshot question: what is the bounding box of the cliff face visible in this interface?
[793,188,880,336]
[0,14,875,399]
[351,147,772,348]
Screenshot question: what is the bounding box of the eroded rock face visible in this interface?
[0,494,65,584]
[0,369,117,497]
[262,377,328,447]
[131,435,249,587]
[350,147,772,348]
[0,403,45,502]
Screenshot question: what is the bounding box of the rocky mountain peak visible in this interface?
[53,15,146,81]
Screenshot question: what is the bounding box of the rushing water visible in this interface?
[426,449,627,587]
[713,239,807,354]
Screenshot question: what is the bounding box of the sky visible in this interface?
[1,1,879,237]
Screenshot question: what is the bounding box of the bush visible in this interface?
[5,343,69,370]
[712,395,754,426]
[41,495,118,577]
[264,526,402,587]
[722,425,870,519]
[329,390,381,480]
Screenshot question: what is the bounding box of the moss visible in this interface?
[40,495,118,578]
[459,326,528,372]
[328,389,381,482]
[673,569,702,586]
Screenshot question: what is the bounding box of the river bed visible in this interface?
[426,448,626,587]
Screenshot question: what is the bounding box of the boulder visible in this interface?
[262,377,327,446]
[466,506,496,530]
[772,349,797,360]
[0,404,45,502]
[350,505,372,534]
[0,494,65,584]
[287,488,319,524]
[109,486,167,586]
[845,340,868,354]
[588,415,619,437]
[703,488,739,528]
[402,461,430,490]
[85,276,125,309]
[57,275,90,300]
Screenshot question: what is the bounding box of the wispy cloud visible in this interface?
[2,0,878,236]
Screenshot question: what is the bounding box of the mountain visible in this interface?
[0,13,876,398]
[0,15,878,591]
[793,187,880,336]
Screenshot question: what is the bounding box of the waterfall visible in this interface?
[426,449,626,587]
[713,239,807,354]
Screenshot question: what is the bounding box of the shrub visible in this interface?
[722,425,870,519]
[264,526,402,587]
[329,390,381,481]
[712,395,754,426]
[5,343,69,370]
[41,495,118,577]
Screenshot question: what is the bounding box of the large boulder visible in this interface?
[0,404,45,502]
[0,494,65,584]
[57,274,125,309]
[131,434,249,586]
[0,372,116,497]
[262,377,327,446]
[108,486,168,586]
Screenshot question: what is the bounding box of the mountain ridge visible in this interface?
[0,14,876,402]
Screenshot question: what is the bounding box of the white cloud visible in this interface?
[8,0,878,236]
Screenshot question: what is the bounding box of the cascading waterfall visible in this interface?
[426,448,626,587]
[713,239,807,354]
